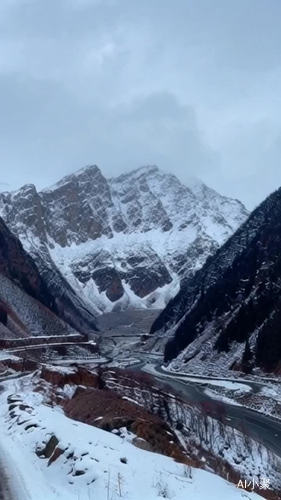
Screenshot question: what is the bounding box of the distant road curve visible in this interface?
[143,362,281,459]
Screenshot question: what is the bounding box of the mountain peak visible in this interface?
[72,164,101,178]
[133,165,160,176]
[42,164,102,193]
[113,165,160,183]
[0,164,248,315]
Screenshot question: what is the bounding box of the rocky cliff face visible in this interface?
[0,216,51,305]
[0,216,90,338]
[151,187,281,375]
[0,165,248,314]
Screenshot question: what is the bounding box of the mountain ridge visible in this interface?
[0,165,248,315]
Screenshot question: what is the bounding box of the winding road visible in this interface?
[140,361,281,458]
[0,348,280,499]
[98,309,281,458]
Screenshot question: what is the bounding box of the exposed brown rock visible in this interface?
[3,357,39,372]
[40,365,99,389]
[63,387,187,463]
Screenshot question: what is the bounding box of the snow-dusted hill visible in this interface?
[0,165,248,314]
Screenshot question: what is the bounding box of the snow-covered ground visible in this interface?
[0,375,261,500]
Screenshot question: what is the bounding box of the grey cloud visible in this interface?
[0,71,218,188]
[0,0,281,208]
[213,120,281,208]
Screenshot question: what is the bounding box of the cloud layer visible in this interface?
[1,0,281,208]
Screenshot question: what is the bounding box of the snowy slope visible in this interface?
[0,166,248,314]
[0,375,261,500]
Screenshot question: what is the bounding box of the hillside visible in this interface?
[0,216,96,337]
[150,188,281,375]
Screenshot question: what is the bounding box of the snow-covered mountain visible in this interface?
[0,165,248,314]
[150,187,281,375]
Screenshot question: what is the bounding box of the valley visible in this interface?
[92,314,281,463]
[0,336,279,499]
[1,306,280,498]
[0,166,280,499]
[2,2,281,498]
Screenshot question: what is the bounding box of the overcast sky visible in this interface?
[1,0,281,208]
